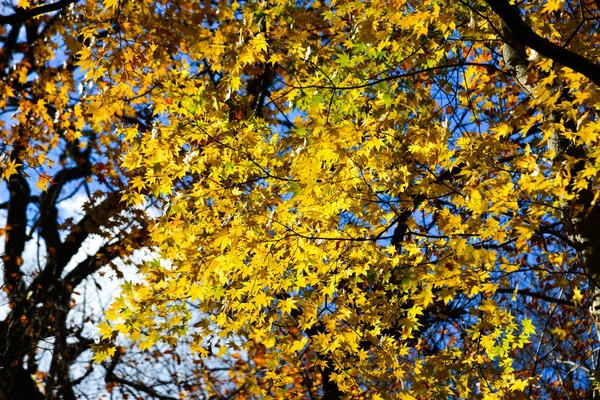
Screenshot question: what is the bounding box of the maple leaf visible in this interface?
[36,172,54,191]
[542,0,564,13]
[2,158,21,180]
[103,0,119,10]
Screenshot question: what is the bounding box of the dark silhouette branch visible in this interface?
[104,350,180,400]
[484,0,600,86]
[496,288,576,307]
[38,163,91,252]
[286,62,503,91]
[0,0,79,26]
[65,224,149,289]
[3,164,30,299]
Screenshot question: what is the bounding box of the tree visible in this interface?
[0,1,218,398]
[9,0,599,398]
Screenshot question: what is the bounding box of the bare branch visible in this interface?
[0,0,79,25]
[496,288,576,307]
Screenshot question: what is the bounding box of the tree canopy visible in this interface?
[3,0,600,398]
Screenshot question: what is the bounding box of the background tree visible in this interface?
[0,1,229,398]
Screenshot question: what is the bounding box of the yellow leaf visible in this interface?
[542,0,564,13]
[278,297,298,315]
[213,229,230,251]
[98,322,113,339]
[103,0,119,10]
[2,159,21,181]
[467,189,486,214]
[573,287,583,306]
[415,286,434,307]
[521,318,536,336]
[90,346,115,364]
[510,379,529,392]
[479,300,497,313]
[398,393,417,400]
[36,172,53,192]
[290,337,308,352]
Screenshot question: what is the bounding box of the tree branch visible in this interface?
[38,165,90,252]
[496,288,575,307]
[0,0,79,26]
[3,168,30,299]
[65,222,148,289]
[484,0,600,86]
[104,351,180,400]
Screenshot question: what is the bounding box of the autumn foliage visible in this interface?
[3,0,600,398]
